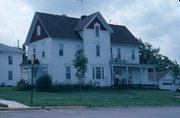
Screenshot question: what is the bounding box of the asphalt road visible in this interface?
[0,107,180,118]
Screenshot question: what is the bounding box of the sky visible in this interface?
[0,0,179,63]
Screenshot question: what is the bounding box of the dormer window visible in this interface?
[95,25,99,37]
[37,25,41,36]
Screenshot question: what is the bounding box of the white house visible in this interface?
[21,12,156,86]
[0,43,24,86]
[148,71,175,90]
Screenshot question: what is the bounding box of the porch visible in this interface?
[110,60,156,86]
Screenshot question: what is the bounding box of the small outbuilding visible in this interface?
[148,70,174,90]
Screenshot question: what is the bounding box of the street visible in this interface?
[0,107,180,118]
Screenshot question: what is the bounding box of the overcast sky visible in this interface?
[0,0,179,63]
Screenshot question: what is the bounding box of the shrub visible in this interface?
[16,79,31,91]
[36,74,52,91]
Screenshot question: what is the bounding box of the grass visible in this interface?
[0,87,180,107]
[0,103,8,107]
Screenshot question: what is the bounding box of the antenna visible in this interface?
[81,0,84,15]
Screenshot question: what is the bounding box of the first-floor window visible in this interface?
[92,66,104,79]
[66,66,71,79]
[93,67,95,79]
[96,67,101,79]
[8,71,13,80]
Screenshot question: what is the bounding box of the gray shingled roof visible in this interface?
[148,71,169,81]
[0,43,24,53]
[36,12,140,45]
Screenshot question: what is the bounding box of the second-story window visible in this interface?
[117,48,121,59]
[8,56,13,65]
[42,51,45,58]
[42,42,45,58]
[59,44,63,56]
[132,49,135,60]
[96,45,100,56]
[95,26,99,37]
[37,25,41,36]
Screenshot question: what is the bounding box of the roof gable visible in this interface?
[24,12,141,46]
[30,19,48,43]
[148,71,173,81]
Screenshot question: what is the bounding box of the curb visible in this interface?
[0,106,87,111]
[1,105,180,111]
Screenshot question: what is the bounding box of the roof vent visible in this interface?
[81,15,87,19]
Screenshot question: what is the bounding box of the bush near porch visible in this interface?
[0,87,180,107]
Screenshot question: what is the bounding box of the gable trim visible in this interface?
[84,12,113,33]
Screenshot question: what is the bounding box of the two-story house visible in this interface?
[21,12,156,86]
[0,43,24,86]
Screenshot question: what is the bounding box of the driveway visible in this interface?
[0,107,180,118]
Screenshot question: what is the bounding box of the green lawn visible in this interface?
[0,87,180,107]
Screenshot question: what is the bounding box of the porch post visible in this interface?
[140,67,143,84]
[111,64,113,86]
[153,67,156,85]
[126,66,129,85]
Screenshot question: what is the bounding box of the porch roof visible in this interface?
[111,62,156,68]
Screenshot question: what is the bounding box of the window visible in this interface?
[42,42,45,58]
[8,71,13,80]
[102,67,104,79]
[96,45,100,56]
[66,66,71,79]
[93,67,95,79]
[117,48,121,59]
[37,25,41,36]
[132,49,135,60]
[95,26,99,37]
[8,56,13,65]
[42,51,45,58]
[93,66,104,79]
[59,44,63,56]
[96,67,101,79]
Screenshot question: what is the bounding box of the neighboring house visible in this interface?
[0,43,24,86]
[21,12,156,86]
[148,71,174,90]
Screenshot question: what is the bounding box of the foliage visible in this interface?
[72,49,88,80]
[16,79,31,91]
[35,74,52,91]
[139,39,180,76]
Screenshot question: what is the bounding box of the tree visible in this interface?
[72,49,88,102]
[139,39,180,77]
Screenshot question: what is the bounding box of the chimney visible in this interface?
[81,15,87,19]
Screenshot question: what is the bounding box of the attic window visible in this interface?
[37,25,41,36]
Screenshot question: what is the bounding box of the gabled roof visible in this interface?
[37,12,81,40]
[0,43,24,53]
[25,12,141,46]
[148,70,172,81]
[110,24,141,45]
[75,12,98,31]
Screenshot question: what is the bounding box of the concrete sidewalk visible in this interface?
[0,99,29,108]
